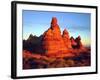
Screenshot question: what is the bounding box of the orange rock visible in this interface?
[42,17,67,54]
[24,17,84,55]
[62,29,72,48]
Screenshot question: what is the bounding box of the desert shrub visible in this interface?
[65,59,75,67]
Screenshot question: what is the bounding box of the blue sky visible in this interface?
[22,10,91,46]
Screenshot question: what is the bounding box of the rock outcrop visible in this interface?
[23,17,90,69]
[42,17,67,54]
[75,36,83,48]
[70,36,83,49]
[70,37,77,48]
[23,17,83,54]
[62,29,72,48]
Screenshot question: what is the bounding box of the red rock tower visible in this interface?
[62,29,72,48]
[75,36,83,48]
[42,17,67,54]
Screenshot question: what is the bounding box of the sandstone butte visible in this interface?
[41,17,83,54]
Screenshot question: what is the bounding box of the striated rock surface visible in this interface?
[62,29,72,48]
[42,17,67,54]
[23,17,90,69]
[23,17,84,54]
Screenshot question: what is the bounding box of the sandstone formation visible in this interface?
[62,29,72,48]
[70,36,77,48]
[75,36,83,48]
[42,17,67,54]
[23,17,83,54]
[23,17,90,69]
[70,36,83,49]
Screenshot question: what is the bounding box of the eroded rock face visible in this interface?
[62,29,72,48]
[70,36,83,49]
[23,17,90,69]
[24,17,84,55]
[75,36,83,48]
[70,37,77,48]
[42,17,67,54]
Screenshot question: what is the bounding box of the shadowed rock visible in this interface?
[70,36,83,49]
[75,36,83,48]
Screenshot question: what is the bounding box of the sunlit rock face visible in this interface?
[23,17,83,55]
[42,17,67,54]
[42,17,84,54]
[62,29,72,49]
[23,17,90,69]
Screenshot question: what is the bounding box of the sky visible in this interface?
[22,10,91,46]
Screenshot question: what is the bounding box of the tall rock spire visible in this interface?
[50,17,61,36]
[51,17,58,29]
[62,29,72,48]
[62,29,69,38]
[42,17,67,54]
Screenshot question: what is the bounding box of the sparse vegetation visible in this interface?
[23,49,90,69]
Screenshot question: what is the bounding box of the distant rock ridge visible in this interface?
[23,17,83,54]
